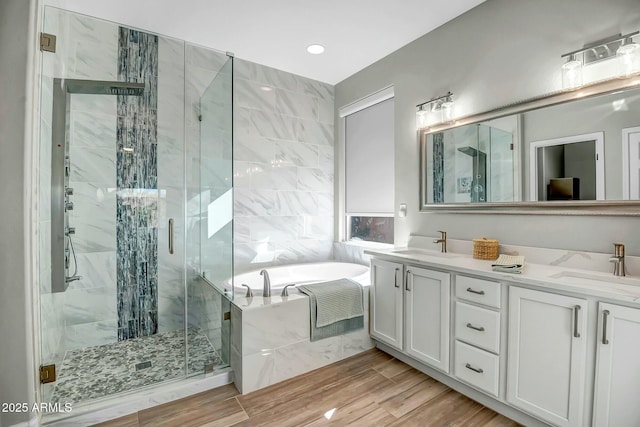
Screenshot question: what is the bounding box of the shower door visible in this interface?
[37,7,190,406]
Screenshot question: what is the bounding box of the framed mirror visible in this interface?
[419,78,640,214]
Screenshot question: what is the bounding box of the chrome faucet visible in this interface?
[433,230,447,253]
[65,275,82,283]
[609,243,626,277]
[260,269,271,297]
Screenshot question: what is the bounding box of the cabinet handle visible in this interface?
[405,270,412,291]
[466,287,485,295]
[466,323,485,332]
[573,305,581,338]
[602,310,610,345]
[465,363,484,374]
[394,267,400,288]
[168,218,174,255]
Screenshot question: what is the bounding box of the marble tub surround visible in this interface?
[230,287,373,394]
[233,59,335,274]
[367,235,640,303]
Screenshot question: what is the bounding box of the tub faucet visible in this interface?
[434,230,447,253]
[65,275,82,283]
[609,243,626,277]
[260,269,271,297]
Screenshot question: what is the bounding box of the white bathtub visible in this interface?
[229,262,370,297]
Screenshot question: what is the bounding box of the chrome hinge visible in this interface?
[40,364,56,384]
[40,33,57,53]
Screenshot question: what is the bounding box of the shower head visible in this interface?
[60,78,145,96]
[458,146,482,157]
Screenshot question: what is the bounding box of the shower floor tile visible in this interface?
[50,327,223,405]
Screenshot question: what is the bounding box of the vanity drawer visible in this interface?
[455,301,500,353]
[454,340,499,397]
[455,275,501,308]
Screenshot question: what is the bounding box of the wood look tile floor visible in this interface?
[93,349,520,427]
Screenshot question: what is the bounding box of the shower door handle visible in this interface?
[168,218,174,254]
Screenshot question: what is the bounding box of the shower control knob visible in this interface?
[65,187,74,196]
[65,202,74,211]
[66,227,76,236]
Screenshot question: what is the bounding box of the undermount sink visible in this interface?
[391,248,461,258]
[549,271,640,288]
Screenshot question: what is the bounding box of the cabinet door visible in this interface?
[405,266,450,373]
[370,258,404,350]
[593,303,640,427]
[507,287,587,427]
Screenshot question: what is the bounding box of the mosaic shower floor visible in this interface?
[50,327,223,405]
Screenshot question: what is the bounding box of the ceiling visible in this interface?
[50,0,486,85]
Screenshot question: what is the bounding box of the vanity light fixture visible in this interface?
[416,91,454,129]
[561,31,640,89]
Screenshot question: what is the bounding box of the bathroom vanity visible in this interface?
[366,238,640,427]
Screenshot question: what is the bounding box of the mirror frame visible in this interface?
[419,75,640,215]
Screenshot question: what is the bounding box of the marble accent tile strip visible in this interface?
[116,27,159,340]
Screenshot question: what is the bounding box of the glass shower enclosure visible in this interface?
[37,7,233,407]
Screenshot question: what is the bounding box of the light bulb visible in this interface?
[561,54,583,90]
[617,38,640,77]
[416,106,427,129]
[441,97,454,123]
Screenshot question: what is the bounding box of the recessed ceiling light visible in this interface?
[306,44,325,55]
[260,86,273,92]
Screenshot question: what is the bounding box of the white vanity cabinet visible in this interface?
[507,286,588,427]
[405,266,450,373]
[592,303,640,427]
[370,258,404,350]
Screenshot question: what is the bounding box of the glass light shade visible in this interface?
[562,55,583,90]
[416,108,427,129]
[441,100,454,123]
[617,39,640,77]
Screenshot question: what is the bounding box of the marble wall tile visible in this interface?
[297,168,333,192]
[276,89,318,120]
[234,135,276,164]
[63,286,117,326]
[69,252,117,290]
[70,110,117,149]
[251,164,298,191]
[69,147,116,185]
[241,298,309,355]
[234,60,299,93]
[235,78,277,112]
[70,181,116,228]
[298,78,335,101]
[318,145,334,171]
[332,242,371,266]
[250,216,302,242]
[297,119,333,146]
[274,191,318,216]
[318,98,335,125]
[70,94,118,115]
[302,215,334,239]
[274,240,334,263]
[240,351,276,394]
[316,192,334,216]
[65,320,118,351]
[273,336,342,383]
[234,189,275,217]
[72,214,117,253]
[232,60,335,273]
[275,141,319,168]
[186,44,228,73]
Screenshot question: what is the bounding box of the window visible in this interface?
[342,89,394,244]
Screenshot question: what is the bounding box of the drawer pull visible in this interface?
[466,323,485,332]
[405,270,412,291]
[394,267,400,288]
[466,287,485,295]
[465,363,484,374]
[573,305,581,338]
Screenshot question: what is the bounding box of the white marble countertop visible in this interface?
[364,242,640,305]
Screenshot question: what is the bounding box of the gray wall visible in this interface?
[335,0,640,255]
[0,0,38,425]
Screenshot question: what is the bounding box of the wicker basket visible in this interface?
[473,237,499,260]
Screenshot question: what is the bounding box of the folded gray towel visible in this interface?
[297,279,364,327]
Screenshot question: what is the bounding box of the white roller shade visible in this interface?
[345,97,394,214]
